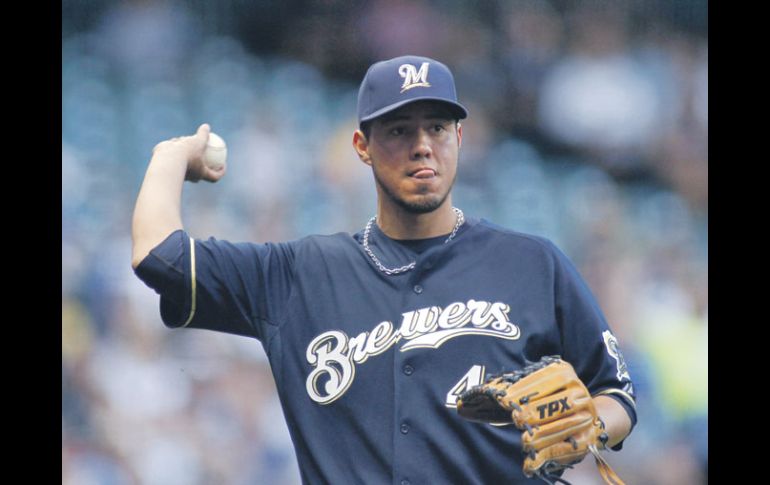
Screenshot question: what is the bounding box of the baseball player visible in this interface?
[132,55,636,484]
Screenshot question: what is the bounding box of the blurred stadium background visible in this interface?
[62,1,707,484]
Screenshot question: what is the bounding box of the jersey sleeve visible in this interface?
[133,229,296,342]
[548,241,637,448]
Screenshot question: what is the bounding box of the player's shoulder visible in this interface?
[290,231,361,252]
[296,231,357,243]
[194,230,355,254]
[473,218,561,255]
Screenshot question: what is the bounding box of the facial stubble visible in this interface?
[371,163,458,215]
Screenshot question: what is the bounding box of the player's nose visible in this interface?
[411,128,433,160]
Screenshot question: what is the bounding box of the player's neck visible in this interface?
[375,200,457,240]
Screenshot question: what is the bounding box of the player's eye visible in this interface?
[389,126,406,136]
[433,124,446,132]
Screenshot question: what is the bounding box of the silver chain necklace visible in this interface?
[362,207,465,275]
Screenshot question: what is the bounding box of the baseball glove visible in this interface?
[456,356,624,485]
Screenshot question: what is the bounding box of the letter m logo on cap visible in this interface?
[398,62,431,93]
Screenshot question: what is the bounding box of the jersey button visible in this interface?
[401,480,411,485]
[403,365,414,376]
[413,285,423,294]
[400,423,410,434]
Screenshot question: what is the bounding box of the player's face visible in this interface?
[355,101,462,214]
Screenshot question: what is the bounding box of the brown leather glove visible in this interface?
[456,356,624,485]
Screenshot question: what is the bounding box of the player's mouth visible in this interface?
[409,168,437,179]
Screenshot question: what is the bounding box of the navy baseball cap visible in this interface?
[357,55,468,128]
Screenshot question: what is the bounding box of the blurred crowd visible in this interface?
[62,1,707,484]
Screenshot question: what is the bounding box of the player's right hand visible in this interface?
[151,123,226,183]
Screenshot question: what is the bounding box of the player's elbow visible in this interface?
[131,227,180,270]
[131,242,153,270]
[131,252,147,270]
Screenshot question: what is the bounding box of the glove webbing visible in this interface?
[532,451,625,485]
[534,466,574,485]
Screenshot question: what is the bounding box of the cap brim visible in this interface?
[359,97,468,125]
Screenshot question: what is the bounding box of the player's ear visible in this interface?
[353,130,372,166]
[456,122,463,149]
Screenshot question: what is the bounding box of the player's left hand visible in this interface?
[456,356,625,485]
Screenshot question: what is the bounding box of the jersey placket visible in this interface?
[391,252,439,485]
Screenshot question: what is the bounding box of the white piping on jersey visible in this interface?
[182,236,197,327]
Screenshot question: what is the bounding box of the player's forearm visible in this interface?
[593,395,632,449]
[131,152,188,268]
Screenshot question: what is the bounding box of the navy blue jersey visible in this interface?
[135,217,636,485]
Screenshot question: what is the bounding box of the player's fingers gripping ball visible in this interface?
[203,132,227,171]
[456,356,625,485]
[187,128,227,183]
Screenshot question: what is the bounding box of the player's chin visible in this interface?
[398,192,448,214]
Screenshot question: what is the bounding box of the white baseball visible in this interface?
[203,132,227,170]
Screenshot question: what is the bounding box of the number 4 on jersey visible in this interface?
[445,365,485,408]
